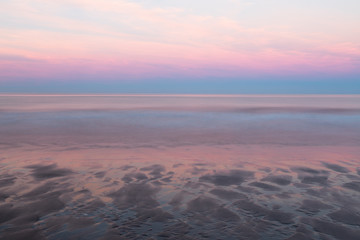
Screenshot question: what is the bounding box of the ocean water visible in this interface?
[0,94,360,239]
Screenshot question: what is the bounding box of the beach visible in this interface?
[1,94,360,239]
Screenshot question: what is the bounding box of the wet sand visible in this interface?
[0,95,360,239]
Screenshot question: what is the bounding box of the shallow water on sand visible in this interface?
[0,95,360,240]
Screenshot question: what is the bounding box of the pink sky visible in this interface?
[0,0,359,92]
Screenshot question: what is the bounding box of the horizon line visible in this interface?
[1,93,359,97]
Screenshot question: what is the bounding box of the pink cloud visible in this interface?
[0,0,359,81]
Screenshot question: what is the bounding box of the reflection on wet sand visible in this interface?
[1,147,360,240]
[0,95,360,239]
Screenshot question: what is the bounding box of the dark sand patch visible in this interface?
[136,207,173,222]
[26,164,73,180]
[122,172,148,183]
[298,199,332,214]
[36,215,103,240]
[293,166,330,186]
[236,185,261,194]
[0,192,9,201]
[19,181,72,218]
[275,192,293,199]
[233,200,294,224]
[22,181,60,199]
[187,196,218,213]
[209,188,247,200]
[140,164,165,179]
[322,162,350,173]
[233,200,267,217]
[277,168,291,173]
[250,218,277,233]
[172,163,184,168]
[189,167,207,175]
[151,180,164,186]
[187,196,240,222]
[328,209,360,226]
[343,181,360,192]
[265,210,294,224]
[249,182,281,191]
[184,181,208,189]
[291,167,328,175]
[157,222,191,238]
[76,198,106,212]
[311,218,360,240]
[212,206,240,222]
[108,183,160,210]
[21,196,65,220]
[286,232,311,240]
[160,176,172,183]
[43,215,95,231]
[259,167,272,173]
[192,163,210,166]
[95,171,106,178]
[346,174,360,180]
[0,203,21,224]
[232,224,260,239]
[305,188,331,198]
[120,165,136,171]
[0,228,45,240]
[300,175,329,185]
[169,191,188,207]
[285,224,315,240]
[261,174,292,186]
[329,190,360,209]
[0,191,65,226]
[199,170,254,186]
[0,175,16,188]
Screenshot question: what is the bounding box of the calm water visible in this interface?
[0,95,360,240]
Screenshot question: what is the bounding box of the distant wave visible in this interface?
[1,106,360,114]
[1,95,359,114]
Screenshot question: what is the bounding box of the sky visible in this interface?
[0,0,359,93]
